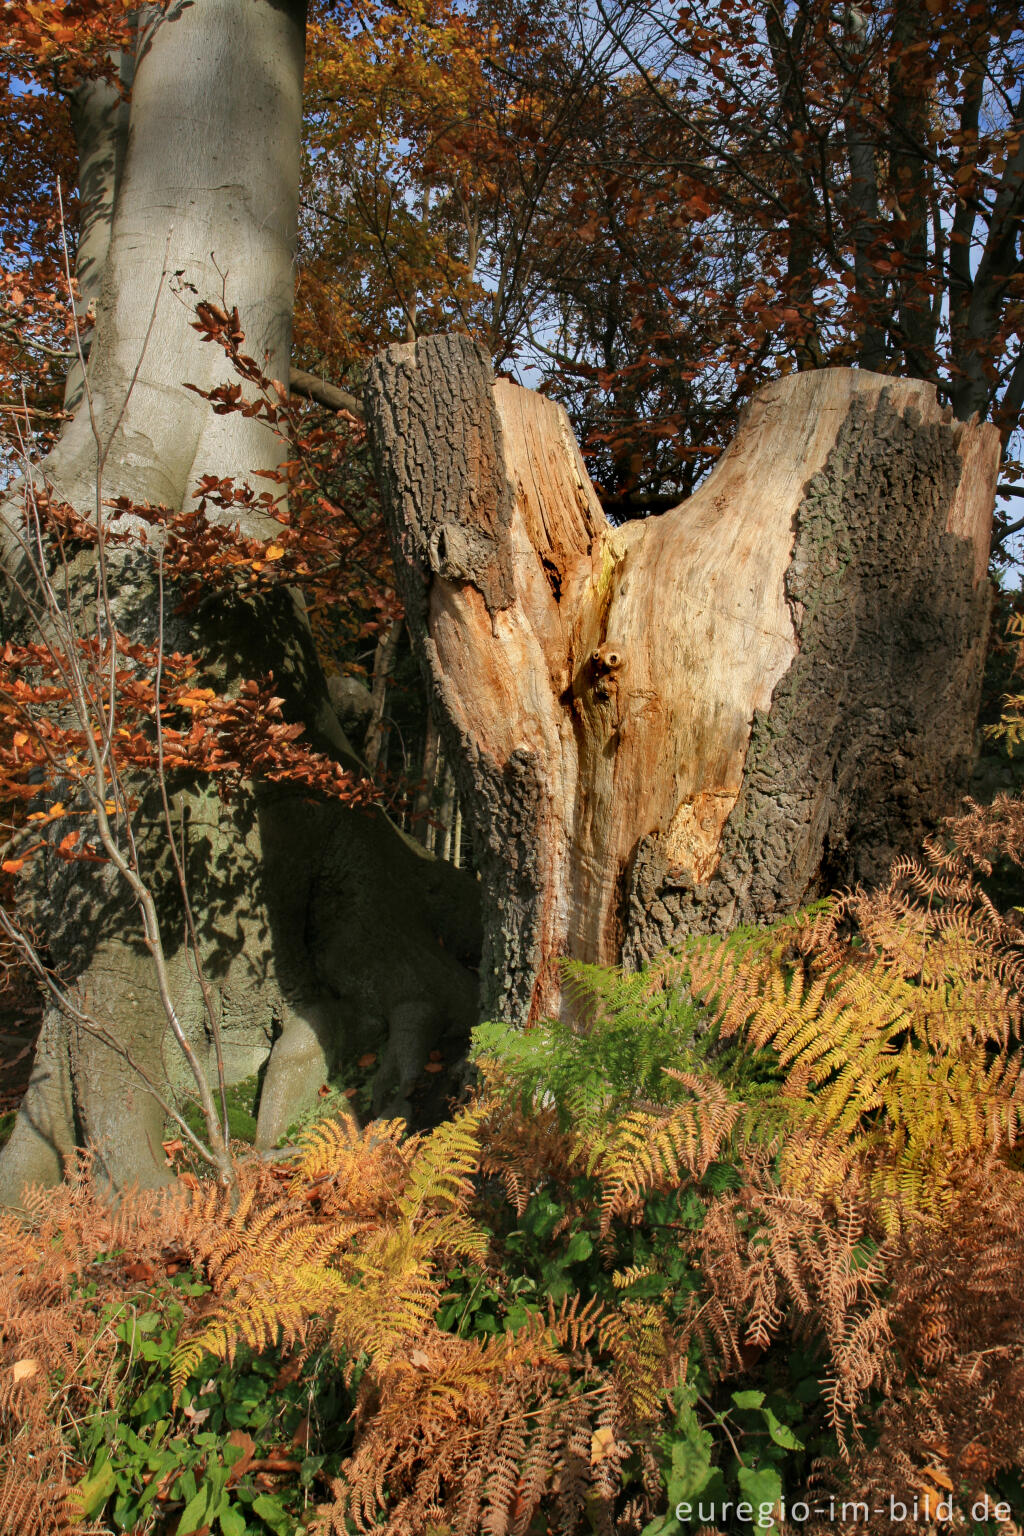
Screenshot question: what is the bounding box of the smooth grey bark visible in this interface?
[1,0,314,1203]
[364,618,403,776]
[62,49,134,414]
[44,0,303,517]
[0,0,480,1206]
[437,759,456,859]
[414,714,441,845]
[289,366,363,418]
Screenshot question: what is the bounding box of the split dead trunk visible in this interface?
[366,334,998,1026]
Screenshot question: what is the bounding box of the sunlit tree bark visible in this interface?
[368,334,997,1023]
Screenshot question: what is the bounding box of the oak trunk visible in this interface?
[367,334,998,1025]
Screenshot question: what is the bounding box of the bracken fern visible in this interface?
[680,857,1024,1227]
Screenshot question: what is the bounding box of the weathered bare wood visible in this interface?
[367,335,998,1025]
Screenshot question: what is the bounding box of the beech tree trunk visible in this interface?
[0,1,479,1206]
[367,334,998,1026]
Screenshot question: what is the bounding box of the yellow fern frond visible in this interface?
[398,1108,482,1221]
[688,873,1024,1227]
[576,1079,740,1233]
[612,1264,654,1289]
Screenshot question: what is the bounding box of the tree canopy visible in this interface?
[3,0,1022,536]
[0,0,1018,1178]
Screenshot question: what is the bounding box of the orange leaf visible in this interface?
[226,1430,256,1485]
[590,1426,616,1464]
[124,1259,157,1284]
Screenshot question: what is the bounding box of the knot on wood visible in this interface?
[590,644,624,677]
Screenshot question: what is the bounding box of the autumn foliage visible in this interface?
[5,772,1024,1532]
[2,0,1024,1531]
[0,279,414,897]
[4,0,1023,517]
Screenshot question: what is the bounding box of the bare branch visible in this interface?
[289,366,364,418]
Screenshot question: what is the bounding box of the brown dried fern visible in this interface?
[678,860,1024,1226]
[0,1153,225,1536]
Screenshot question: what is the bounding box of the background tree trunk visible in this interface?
[413,713,440,845]
[367,334,998,1026]
[363,619,404,777]
[0,0,479,1206]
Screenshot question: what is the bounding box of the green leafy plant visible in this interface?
[178,1073,263,1150]
[471,956,781,1132]
[642,1381,809,1535]
[68,1270,352,1535]
[8,873,1024,1536]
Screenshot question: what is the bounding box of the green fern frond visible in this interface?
[578,1082,740,1233]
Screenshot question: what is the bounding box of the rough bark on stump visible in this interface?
[366,334,998,1026]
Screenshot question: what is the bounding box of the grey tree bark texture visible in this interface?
[366,334,999,1027]
[0,0,480,1207]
